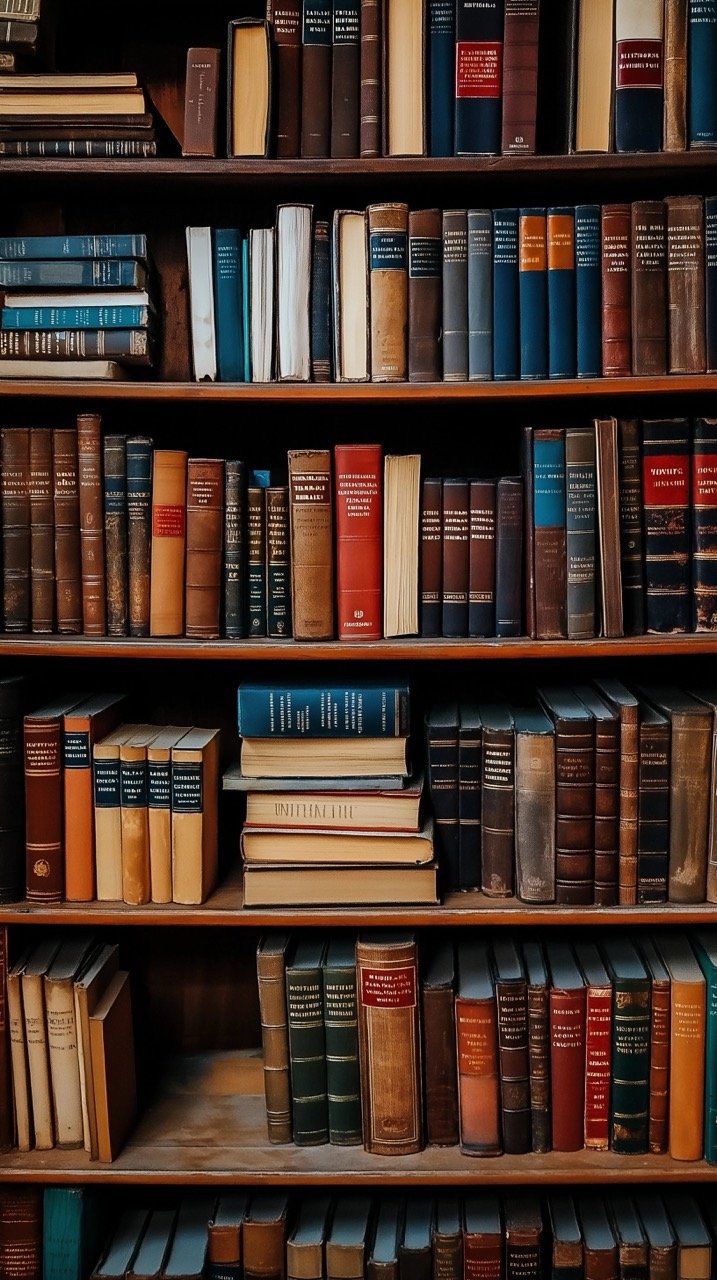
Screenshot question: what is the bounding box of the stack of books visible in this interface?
[236,681,437,906]
[0,233,158,378]
[0,70,158,157]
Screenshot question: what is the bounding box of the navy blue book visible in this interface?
[467,209,492,380]
[213,229,244,382]
[519,207,548,379]
[0,234,147,260]
[688,0,717,146]
[237,681,411,736]
[426,703,460,891]
[614,0,664,152]
[493,208,519,380]
[454,0,505,154]
[547,207,576,379]
[310,219,332,381]
[575,205,601,378]
[707,196,717,372]
[428,0,454,154]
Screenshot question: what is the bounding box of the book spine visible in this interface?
[583,982,611,1150]
[458,716,482,891]
[76,414,106,637]
[428,0,454,154]
[239,682,409,737]
[493,208,519,380]
[93,746,123,901]
[356,937,423,1154]
[663,0,687,150]
[614,0,664,151]
[126,437,153,638]
[481,723,514,896]
[0,328,153,363]
[519,208,548,379]
[468,479,496,636]
[495,976,530,1153]
[420,476,443,635]
[1,304,151,330]
[408,209,442,381]
[256,945,292,1144]
[0,260,144,289]
[707,197,717,371]
[24,715,63,900]
[182,47,220,156]
[601,204,632,377]
[610,977,650,1153]
[456,991,502,1154]
[7,968,31,1149]
[648,977,670,1153]
[631,200,668,375]
[467,209,493,380]
[549,984,586,1151]
[335,444,382,639]
[147,748,172,904]
[515,730,555,903]
[28,427,54,634]
[224,461,246,638]
[495,476,523,637]
[311,220,332,382]
[149,450,188,637]
[617,705,639,905]
[426,715,460,892]
[704,966,717,1164]
[369,203,409,381]
[641,418,690,633]
[442,210,469,381]
[0,234,148,260]
[547,207,576,379]
[637,720,670,902]
[454,0,505,154]
[185,458,224,639]
[213,229,244,383]
[322,959,362,1144]
[52,428,82,635]
[331,0,360,155]
[266,486,292,638]
[575,205,601,378]
[617,418,645,635]
[666,194,706,374]
[668,974,706,1160]
[272,0,302,156]
[0,427,30,632]
[0,682,23,903]
[0,1189,43,1279]
[565,428,596,640]
[359,0,381,156]
[0,928,11,1151]
[501,0,539,155]
[532,429,566,638]
[44,975,83,1148]
[301,0,332,156]
[442,478,470,636]
[120,744,150,905]
[247,486,267,638]
[527,980,551,1152]
[593,717,619,906]
[554,713,594,905]
[288,450,334,639]
[688,0,717,145]
[692,418,717,631]
[520,425,536,638]
[103,435,128,637]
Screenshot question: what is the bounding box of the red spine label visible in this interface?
[152,504,185,537]
[642,455,690,506]
[692,454,717,507]
[616,39,663,88]
[455,41,502,98]
[584,988,611,1146]
[360,964,416,1007]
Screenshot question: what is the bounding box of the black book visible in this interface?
[0,675,23,902]
[537,686,595,905]
[536,0,578,154]
[441,477,470,637]
[310,219,332,382]
[322,935,361,1145]
[504,1195,543,1280]
[420,477,443,637]
[458,704,482,891]
[247,483,267,637]
[601,937,651,1155]
[495,476,524,637]
[636,702,670,904]
[521,938,551,1154]
[617,419,645,636]
[398,1198,435,1280]
[548,1194,582,1280]
[492,936,530,1154]
[479,703,515,897]
[224,460,246,638]
[707,196,717,373]
[425,703,460,893]
[692,418,717,632]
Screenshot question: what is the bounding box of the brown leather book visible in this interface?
[356,931,423,1155]
[666,194,706,374]
[538,687,594,906]
[0,1187,43,1280]
[103,434,128,638]
[208,1196,248,1279]
[182,47,220,157]
[420,476,443,636]
[24,694,84,901]
[0,426,30,632]
[503,1195,543,1280]
[256,933,292,1144]
[594,418,624,640]
[146,726,189,905]
[408,208,441,382]
[631,200,668,375]
[331,0,360,155]
[288,449,334,640]
[479,704,515,897]
[456,939,501,1156]
[601,204,632,377]
[463,1195,501,1280]
[77,413,106,637]
[185,458,224,640]
[268,0,302,156]
[0,927,11,1153]
[327,1197,374,1280]
[421,940,459,1146]
[369,202,408,381]
[431,1201,462,1280]
[594,678,639,906]
[28,427,54,635]
[89,968,137,1162]
[501,0,540,155]
[578,1197,618,1280]
[359,0,382,156]
[663,0,687,151]
[442,478,470,638]
[64,693,125,903]
[493,937,530,1154]
[654,932,705,1161]
[52,427,82,635]
[549,1196,583,1280]
[637,936,670,1155]
[126,437,153,638]
[301,0,331,157]
[575,686,619,906]
[522,939,550,1153]
[243,1196,289,1280]
[149,450,188,637]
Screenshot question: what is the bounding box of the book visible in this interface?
[548,1195,582,1280]
[22,935,61,1150]
[609,1200,648,1280]
[126,1210,176,1280]
[575,204,602,378]
[547,207,576,379]
[327,1198,374,1280]
[463,1195,502,1280]
[335,443,382,639]
[276,204,312,381]
[288,448,333,639]
[662,1195,712,1280]
[244,776,421,829]
[224,460,246,639]
[421,940,459,1146]
[532,428,566,639]
[241,822,434,863]
[430,1199,461,1280]
[149,450,187,637]
[538,686,595,905]
[576,685,619,904]
[493,936,530,1154]
[425,703,459,892]
[7,949,32,1151]
[43,1188,109,1280]
[238,682,409,738]
[503,1195,542,1280]
[285,936,329,1145]
[28,427,53,634]
[495,476,523,637]
[593,677,639,905]
[256,933,292,1144]
[428,0,453,155]
[266,486,291,638]
[479,703,514,897]
[468,480,496,636]
[664,0,688,150]
[126,436,153,638]
[322,936,361,1144]
[614,0,664,152]
[575,0,614,151]
[24,693,85,902]
[565,426,596,639]
[385,0,424,154]
[442,478,470,637]
[595,416,624,639]
[247,485,267,638]
[420,476,442,634]
[310,220,331,381]
[398,1198,435,1280]
[493,208,519,380]
[287,1198,331,1280]
[454,0,504,154]
[243,859,438,905]
[617,418,644,635]
[182,48,220,157]
[455,939,500,1155]
[249,227,274,382]
[545,941,586,1152]
[666,195,706,374]
[467,209,492,380]
[63,693,125,901]
[522,939,550,1153]
[458,705,481,891]
[52,426,81,635]
[185,457,224,639]
[171,727,220,905]
[44,935,95,1149]
[269,0,301,157]
[632,201,668,375]
[368,203,408,381]
[367,1199,403,1280]
[692,931,717,1164]
[73,942,120,1160]
[103,433,128,637]
[213,230,244,384]
[637,935,670,1154]
[601,203,632,377]
[91,1209,149,1280]
[185,226,217,382]
[636,701,670,903]
[356,931,423,1153]
[0,426,30,632]
[692,420,717,631]
[601,936,650,1154]
[518,208,547,379]
[574,942,611,1152]
[239,735,410,778]
[641,418,690,634]
[119,725,156,906]
[1,304,152,330]
[383,453,420,637]
[227,19,272,156]
[442,209,468,381]
[242,1195,289,1280]
[301,0,331,157]
[688,0,717,146]
[514,706,555,903]
[654,932,706,1161]
[333,210,369,382]
[501,0,539,155]
[89,969,136,1162]
[0,234,148,260]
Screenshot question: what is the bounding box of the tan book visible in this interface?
[241,820,434,864]
[663,0,687,151]
[575,0,614,152]
[287,1197,331,1280]
[147,727,191,904]
[288,449,334,640]
[356,931,423,1153]
[171,727,220,905]
[89,970,137,1163]
[228,20,271,156]
[44,934,95,1149]
[7,950,33,1151]
[0,89,146,115]
[149,450,188,637]
[0,72,139,89]
[332,211,369,383]
[256,933,292,1144]
[368,203,408,382]
[93,725,136,902]
[385,0,424,155]
[383,453,420,637]
[120,724,159,907]
[240,735,410,779]
[244,775,423,830]
[21,935,61,1150]
[243,860,438,906]
[243,1196,290,1280]
[208,1196,249,1277]
[74,943,120,1160]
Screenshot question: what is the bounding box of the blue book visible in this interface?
[467,209,492,380]
[126,436,153,637]
[547,206,576,379]
[707,196,717,372]
[492,208,519,380]
[454,0,504,154]
[428,0,454,155]
[0,259,147,288]
[237,682,410,737]
[692,932,717,1164]
[43,1189,109,1280]
[213,229,244,383]
[1,304,150,330]
[575,205,602,378]
[614,0,664,152]
[0,234,147,260]
[688,0,717,146]
[519,207,548,380]
[241,236,251,381]
[533,428,567,637]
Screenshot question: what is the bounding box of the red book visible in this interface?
[546,942,586,1152]
[456,940,502,1156]
[575,942,611,1151]
[334,444,383,639]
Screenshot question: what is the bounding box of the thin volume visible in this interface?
[28,427,54,634]
[322,936,362,1145]
[441,478,470,637]
[359,0,382,156]
[641,418,690,634]
[442,210,468,381]
[617,419,644,636]
[532,428,566,639]
[595,417,624,640]
[575,686,619,907]
[247,486,267,638]
[479,704,515,898]
[575,205,602,378]
[408,208,442,382]
[547,207,576,379]
[708,196,717,371]
[185,458,224,640]
[565,427,596,640]
[285,937,329,1145]
[103,433,128,637]
[593,678,639,906]
[467,209,493,381]
[522,940,551,1153]
[663,0,687,150]
[468,480,496,637]
[538,687,595,906]
[514,707,555,904]
[77,414,106,637]
[0,676,24,903]
[224,460,246,638]
[574,943,611,1151]
[425,703,460,894]
[519,207,548,380]
[52,427,82,634]
[126,437,153,638]
[666,194,706,374]
[601,204,632,377]
[493,937,531,1154]
[0,427,30,633]
[493,208,519,381]
[422,941,459,1146]
[266,486,292,639]
[636,703,670,904]
[545,941,586,1152]
[149,450,188,637]
[455,939,501,1156]
[256,934,292,1144]
[310,220,332,382]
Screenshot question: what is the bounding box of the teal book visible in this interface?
[242,237,251,381]
[286,936,329,1144]
[43,1188,110,1280]
[322,935,362,1145]
[601,937,650,1154]
[213,229,244,382]
[0,234,148,260]
[237,682,410,737]
[1,304,151,330]
[0,259,148,289]
[692,931,717,1164]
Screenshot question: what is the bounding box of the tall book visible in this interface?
[74,942,120,1161]
[641,418,690,634]
[213,229,244,383]
[149,450,188,637]
[331,0,360,155]
[398,1199,435,1280]
[468,480,496,636]
[421,940,459,1146]
[335,444,382,640]
[126,437,152,638]
[574,942,611,1152]
[322,935,361,1145]
[666,195,706,374]
[601,936,650,1154]
[575,0,614,151]
[441,478,470,637]
[266,486,291,639]
[227,20,272,157]
[454,0,504,154]
[28,426,54,634]
[537,688,595,905]
[614,0,664,152]
[687,0,717,146]
[565,426,596,640]
[601,203,632,377]
[492,936,530,1153]
[408,208,442,381]
[119,725,156,907]
[327,1198,374,1280]
[532,428,566,639]
[548,1196,582,1280]
[503,1195,543,1280]
[332,209,369,382]
[428,0,453,155]
[575,204,602,378]
[171,727,220,905]
[637,934,670,1154]
[247,485,267,638]
[420,476,442,635]
[425,703,459,894]
[692,931,717,1165]
[286,936,329,1145]
[455,939,501,1155]
[495,476,523,638]
[617,418,645,636]
[301,0,331,156]
[1,426,30,632]
[631,201,668,376]
[575,685,619,905]
[545,941,586,1152]
[186,226,217,381]
[360,0,382,157]
[268,0,301,157]
[310,220,331,382]
[547,207,576,379]
[522,938,550,1153]
[383,453,420,637]
[356,931,423,1154]
[692,419,717,631]
[467,209,492,380]
[224,460,246,639]
[256,933,292,1145]
[52,427,82,635]
[654,932,706,1161]
[63,693,125,902]
[636,701,670,903]
[501,0,540,155]
[288,449,333,640]
[7,949,32,1152]
[493,208,519,380]
[24,694,84,902]
[442,210,468,381]
[76,414,106,637]
[367,1200,403,1280]
[463,1195,501,1280]
[89,969,136,1162]
[595,417,624,639]
[368,202,408,381]
[479,703,514,897]
[185,458,224,640]
[593,677,639,906]
[103,434,128,637]
[431,1200,461,1280]
[0,675,24,903]
[22,935,61,1150]
[664,0,687,150]
[384,0,424,154]
[44,935,95,1149]
[458,704,481,891]
[276,204,312,381]
[518,208,547,380]
[514,706,555,903]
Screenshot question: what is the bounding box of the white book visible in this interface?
[2,290,151,308]
[21,936,61,1151]
[0,359,128,380]
[249,226,274,382]
[276,204,312,381]
[185,226,217,382]
[44,934,96,1149]
[332,210,369,382]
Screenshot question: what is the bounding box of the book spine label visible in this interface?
[515,731,555,903]
[24,718,63,901]
[554,715,594,905]
[638,722,670,903]
[648,978,669,1152]
[454,0,504,154]
[103,435,128,637]
[501,0,539,155]
[357,942,423,1154]
[238,684,410,737]
[495,476,523,637]
[519,209,548,379]
[565,429,596,640]
[481,725,514,896]
[429,0,454,154]
[575,205,601,377]
[456,993,501,1154]
[311,221,332,381]
[692,419,717,631]
[0,427,30,633]
[185,459,224,639]
[707,198,717,371]
[224,460,246,638]
[420,477,443,635]
[442,211,469,381]
[533,430,566,638]
[601,204,632,377]
[688,0,717,145]
[335,444,382,639]
[467,210,493,380]
[493,208,519,380]
[641,418,690,633]
[52,428,82,634]
[618,419,645,635]
[126,437,152,638]
[247,486,267,638]
[631,201,668,375]
[495,977,530,1153]
[468,480,496,636]
[611,979,650,1153]
[323,961,362,1144]
[547,208,576,379]
[442,479,470,636]
[458,719,482,890]
[527,981,550,1152]
[28,427,54,635]
[666,195,706,374]
[213,230,244,383]
[583,984,611,1150]
[549,986,586,1151]
[426,717,460,892]
[408,211,442,381]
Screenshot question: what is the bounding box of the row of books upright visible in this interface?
[187,196,717,384]
[257,929,717,1162]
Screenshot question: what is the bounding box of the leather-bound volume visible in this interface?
[631,200,668,375]
[0,927,10,1152]
[256,933,292,1144]
[328,1198,374,1280]
[617,419,645,636]
[0,676,24,903]
[359,0,382,156]
[268,0,301,157]
[456,940,501,1156]
[425,703,459,894]
[421,940,459,1146]
[495,476,523,638]
[0,1187,43,1280]
[518,208,548,379]
[431,1201,462,1280]
[288,449,334,640]
[420,476,442,636]
[610,1201,648,1280]
[548,1195,582,1280]
[641,418,690,634]
[633,1196,676,1280]
[335,444,382,640]
[149,450,188,637]
[408,209,441,382]
[224,460,246,638]
[708,196,717,372]
[501,0,539,155]
[286,937,329,1145]
[464,1195,501,1280]
[458,705,481,892]
[185,458,224,640]
[545,942,586,1152]
[493,937,530,1154]
[103,434,128,637]
[479,704,514,897]
[331,0,360,155]
[574,943,611,1151]
[636,702,670,903]
[575,686,619,906]
[367,1199,402,1280]
[311,220,332,382]
[578,1198,617,1280]
[247,486,267,638]
[301,0,331,156]
[369,203,408,381]
[532,428,566,639]
[602,936,650,1155]
[638,936,670,1154]
[266,487,292,639]
[0,427,30,633]
[356,930,423,1155]
[538,687,594,905]
[664,0,687,150]
[52,427,82,634]
[692,419,717,631]
[182,47,220,157]
[242,1196,289,1280]
[666,195,706,374]
[24,693,83,901]
[565,426,596,640]
[601,204,632,377]
[656,932,706,1160]
[595,417,624,639]
[442,478,470,637]
[322,937,361,1145]
[442,210,468,381]
[28,427,54,635]
[126,437,153,638]
[514,707,555,904]
[468,480,496,637]
[522,939,550,1153]
[504,1195,543,1280]
[594,678,640,906]
[77,413,106,637]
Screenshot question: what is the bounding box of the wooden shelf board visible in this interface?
[0,1052,713,1185]
[0,375,715,401]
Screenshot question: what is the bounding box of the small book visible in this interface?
[89,969,137,1163]
[463,1195,501,1280]
[521,939,550,1153]
[654,932,706,1161]
[545,941,586,1152]
[91,1209,150,1280]
[127,1210,176,1280]
[147,727,190,905]
[288,448,334,639]
[367,1200,403,1280]
[242,1195,289,1280]
[93,725,135,902]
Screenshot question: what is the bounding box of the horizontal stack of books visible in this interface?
[0,70,158,157]
[237,682,435,906]
[0,234,157,378]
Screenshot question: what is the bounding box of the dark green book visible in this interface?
[286,936,329,1145]
[322,935,362,1146]
[609,1198,648,1280]
[548,1194,582,1280]
[601,937,651,1154]
[326,1198,373,1280]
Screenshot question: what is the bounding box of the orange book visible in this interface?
[63,694,125,901]
[89,970,137,1163]
[149,450,187,637]
[656,932,706,1161]
[455,939,501,1156]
